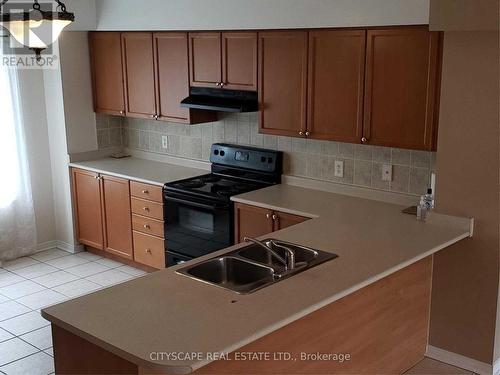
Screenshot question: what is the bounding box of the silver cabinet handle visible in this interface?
[143,207,150,212]
[361,137,368,143]
[266,213,271,219]
[305,131,310,137]
[119,110,124,115]
[143,224,150,229]
[272,214,277,220]
[299,131,304,136]
[145,248,152,254]
[215,82,221,87]
[142,190,149,194]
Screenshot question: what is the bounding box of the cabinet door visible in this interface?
[307,30,366,142]
[122,32,157,119]
[89,32,125,115]
[234,203,274,244]
[222,32,257,91]
[274,211,310,231]
[363,27,441,150]
[258,31,308,137]
[189,32,222,88]
[154,32,191,123]
[71,169,104,250]
[101,175,133,260]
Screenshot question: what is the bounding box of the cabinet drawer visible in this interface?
[131,197,163,220]
[130,181,163,203]
[133,231,165,269]
[132,214,164,238]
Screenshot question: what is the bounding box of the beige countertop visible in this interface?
[69,157,208,186]
[42,183,472,374]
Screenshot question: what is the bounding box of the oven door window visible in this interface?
[164,193,231,258]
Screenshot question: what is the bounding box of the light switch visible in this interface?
[382,164,393,182]
[334,160,344,178]
[162,135,168,150]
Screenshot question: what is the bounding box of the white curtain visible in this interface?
[0,65,37,262]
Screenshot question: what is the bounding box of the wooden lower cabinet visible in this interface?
[132,231,165,269]
[72,168,165,268]
[72,169,104,249]
[101,175,133,259]
[234,203,309,244]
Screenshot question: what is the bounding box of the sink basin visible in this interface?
[177,239,338,294]
[180,256,275,294]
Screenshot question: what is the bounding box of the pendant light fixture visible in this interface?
[0,0,75,60]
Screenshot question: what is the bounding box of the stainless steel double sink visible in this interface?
[176,239,338,294]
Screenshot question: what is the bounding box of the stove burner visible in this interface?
[200,175,220,183]
[178,180,205,189]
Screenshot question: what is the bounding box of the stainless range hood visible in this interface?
[180,87,258,113]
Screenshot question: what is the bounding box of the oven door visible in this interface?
[164,192,232,260]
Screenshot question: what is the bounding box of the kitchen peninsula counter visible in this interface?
[42,183,472,374]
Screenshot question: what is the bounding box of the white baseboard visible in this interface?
[36,240,83,254]
[493,358,500,375]
[426,345,493,375]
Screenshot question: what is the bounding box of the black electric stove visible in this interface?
[163,143,283,266]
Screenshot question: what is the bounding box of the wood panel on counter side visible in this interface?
[49,257,433,375]
[89,32,125,116]
[194,256,433,374]
[363,27,441,150]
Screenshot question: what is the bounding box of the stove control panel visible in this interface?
[210,143,282,173]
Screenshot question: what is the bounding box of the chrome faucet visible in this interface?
[244,237,296,270]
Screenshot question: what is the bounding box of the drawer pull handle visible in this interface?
[142,190,149,194]
[145,248,152,254]
[143,207,150,212]
[143,224,151,229]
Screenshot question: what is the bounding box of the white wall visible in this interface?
[43,41,78,250]
[94,0,430,30]
[59,32,98,154]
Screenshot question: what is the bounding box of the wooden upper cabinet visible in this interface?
[122,32,157,119]
[101,175,133,260]
[307,30,366,142]
[154,32,191,123]
[71,169,104,250]
[189,32,222,88]
[222,32,257,91]
[234,203,274,244]
[258,31,308,137]
[89,32,125,115]
[363,27,441,150]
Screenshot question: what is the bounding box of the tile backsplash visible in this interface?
[96,114,123,149]
[96,113,435,196]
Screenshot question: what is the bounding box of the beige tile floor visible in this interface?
[0,249,147,375]
[0,250,477,375]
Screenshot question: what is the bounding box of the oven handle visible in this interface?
[164,195,229,211]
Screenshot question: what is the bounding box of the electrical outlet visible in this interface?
[161,135,168,150]
[382,164,393,182]
[334,160,344,178]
